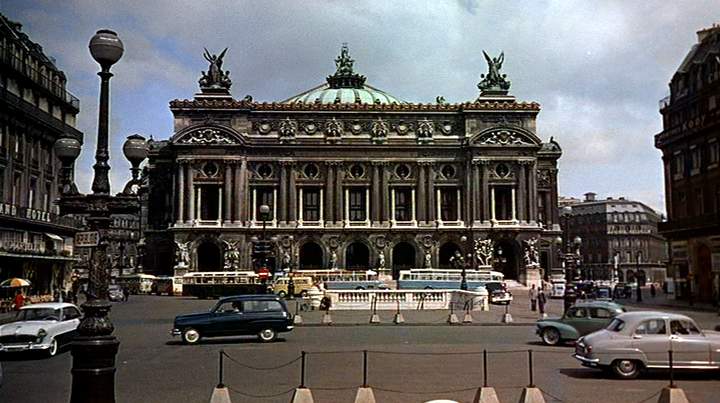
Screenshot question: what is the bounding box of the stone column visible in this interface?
[481,161,491,222]
[529,161,538,223]
[232,161,241,223]
[416,163,426,224]
[223,163,232,223]
[371,163,381,223]
[471,162,480,223]
[550,169,560,226]
[381,163,390,223]
[464,160,472,225]
[325,162,334,222]
[427,163,436,223]
[278,161,289,224]
[240,159,249,223]
[517,162,527,223]
[176,163,185,224]
[187,163,195,224]
[288,163,297,224]
[334,163,343,225]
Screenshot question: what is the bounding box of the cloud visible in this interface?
[2,0,718,212]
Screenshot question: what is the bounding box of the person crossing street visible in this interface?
[529,283,538,312]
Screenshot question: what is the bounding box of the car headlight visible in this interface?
[37,329,47,342]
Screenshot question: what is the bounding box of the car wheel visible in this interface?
[182,328,201,345]
[355,286,365,290]
[46,338,58,357]
[300,290,309,298]
[541,328,561,346]
[277,290,287,298]
[611,359,641,379]
[258,328,277,343]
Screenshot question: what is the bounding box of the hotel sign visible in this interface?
[0,203,55,224]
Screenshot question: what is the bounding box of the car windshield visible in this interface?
[485,283,503,292]
[606,318,625,332]
[109,285,121,291]
[17,308,60,321]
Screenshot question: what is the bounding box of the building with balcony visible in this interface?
[0,13,83,296]
[560,193,667,284]
[655,24,720,303]
[142,45,563,284]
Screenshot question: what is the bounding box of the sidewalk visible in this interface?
[620,287,719,314]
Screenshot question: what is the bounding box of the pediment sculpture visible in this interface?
[177,128,238,145]
[477,129,532,146]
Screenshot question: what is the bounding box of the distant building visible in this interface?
[560,192,668,283]
[0,13,83,295]
[655,25,720,303]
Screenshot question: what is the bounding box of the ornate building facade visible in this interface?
[142,45,563,284]
[0,13,83,295]
[656,25,720,303]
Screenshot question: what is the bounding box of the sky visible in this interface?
[3,0,718,213]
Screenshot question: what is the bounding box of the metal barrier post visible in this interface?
[300,351,306,388]
[668,350,675,388]
[363,350,368,388]
[218,350,224,388]
[483,349,488,387]
[528,349,534,387]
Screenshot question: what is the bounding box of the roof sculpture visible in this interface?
[283,44,404,105]
[198,47,232,94]
[477,50,511,96]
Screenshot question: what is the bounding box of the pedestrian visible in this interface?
[650,283,656,298]
[12,289,25,311]
[563,285,577,314]
[538,289,547,319]
[529,284,538,312]
[122,286,130,302]
[636,282,643,302]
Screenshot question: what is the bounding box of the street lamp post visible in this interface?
[573,236,582,281]
[54,30,147,403]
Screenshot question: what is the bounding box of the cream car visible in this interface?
[272,276,314,298]
[574,311,720,379]
[0,303,82,357]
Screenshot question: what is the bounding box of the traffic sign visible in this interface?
[75,231,100,247]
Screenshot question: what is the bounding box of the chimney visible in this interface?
[619,197,626,200]
[697,24,720,42]
[584,192,596,202]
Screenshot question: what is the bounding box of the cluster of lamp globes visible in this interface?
[53,30,149,188]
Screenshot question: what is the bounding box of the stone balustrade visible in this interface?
[325,289,487,311]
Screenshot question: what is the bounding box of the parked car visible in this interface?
[0,303,82,357]
[485,282,513,305]
[108,284,125,302]
[535,300,626,345]
[574,311,720,379]
[271,276,314,298]
[171,294,293,344]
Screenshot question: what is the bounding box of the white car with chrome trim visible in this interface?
[574,311,720,379]
[0,302,82,357]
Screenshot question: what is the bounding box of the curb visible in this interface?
[296,322,537,327]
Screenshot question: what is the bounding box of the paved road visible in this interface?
[1,296,719,403]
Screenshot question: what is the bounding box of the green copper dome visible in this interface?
[282,44,404,105]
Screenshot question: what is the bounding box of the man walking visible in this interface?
[538,288,547,319]
[529,283,538,312]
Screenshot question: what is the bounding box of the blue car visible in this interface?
[172,294,293,344]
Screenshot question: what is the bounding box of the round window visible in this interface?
[495,163,509,178]
[203,162,218,177]
[350,164,364,178]
[395,164,410,179]
[441,165,456,179]
[304,163,319,179]
[258,163,273,178]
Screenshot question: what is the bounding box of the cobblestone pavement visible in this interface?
[2,294,720,403]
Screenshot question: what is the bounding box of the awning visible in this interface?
[0,251,79,261]
[45,233,64,242]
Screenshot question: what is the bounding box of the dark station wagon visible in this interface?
[172,295,293,344]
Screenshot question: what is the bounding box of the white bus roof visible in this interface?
[183,271,257,277]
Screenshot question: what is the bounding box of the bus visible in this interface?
[294,270,388,290]
[151,276,176,296]
[116,274,157,294]
[181,271,269,299]
[397,269,504,290]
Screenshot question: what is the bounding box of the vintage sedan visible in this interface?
[0,303,82,357]
[574,311,720,379]
[172,294,293,344]
[535,300,626,345]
